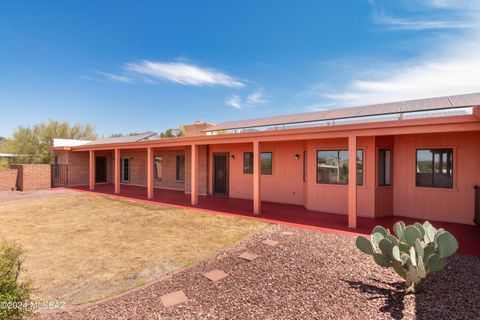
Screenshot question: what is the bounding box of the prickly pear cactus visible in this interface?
[356,221,458,293]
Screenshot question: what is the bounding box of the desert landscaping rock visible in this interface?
[160,290,188,308]
[203,269,229,282]
[40,224,480,320]
[280,231,294,236]
[261,239,279,246]
[239,251,258,261]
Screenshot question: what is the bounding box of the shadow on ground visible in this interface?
[346,254,480,320]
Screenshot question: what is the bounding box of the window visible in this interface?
[121,157,130,182]
[416,149,453,188]
[261,152,272,175]
[176,155,185,181]
[243,152,273,175]
[378,149,391,186]
[154,156,162,180]
[243,152,253,174]
[316,149,363,185]
[303,151,307,182]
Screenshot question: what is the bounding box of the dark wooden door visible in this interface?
[95,157,107,183]
[213,153,229,196]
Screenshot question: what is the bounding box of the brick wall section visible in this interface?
[0,169,18,191]
[66,152,89,186]
[184,145,208,195]
[10,164,51,191]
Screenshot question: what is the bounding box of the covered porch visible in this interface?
[69,183,480,256]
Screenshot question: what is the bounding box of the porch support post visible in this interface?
[191,144,198,205]
[89,150,95,190]
[253,140,261,214]
[147,146,154,199]
[114,148,121,194]
[348,135,357,228]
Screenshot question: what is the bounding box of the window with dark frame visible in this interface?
[378,149,391,186]
[154,156,162,180]
[416,149,453,188]
[303,151,307,182]
[243,152,272,175]
[243,152,253,174]
[316,149,363,185]
[176,155,185,181]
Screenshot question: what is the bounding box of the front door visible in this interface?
[213,153,229,196]
[95,157,107,183]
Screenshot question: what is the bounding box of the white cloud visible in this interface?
[95,71,133,83]
[304,1,480,107]
[125,60,244,88]
[225,90,268,109]
[373,11,474,31]
[225,95,243,109]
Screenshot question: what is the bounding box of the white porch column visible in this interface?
[114,148,121,194]
[253,140,261,214]
[147,147,154,199]
[89,150,95,190]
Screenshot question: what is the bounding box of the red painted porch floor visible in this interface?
[69,184,480,256]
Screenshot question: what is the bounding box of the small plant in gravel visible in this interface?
[356,221,458,293]
[0,242,32,320]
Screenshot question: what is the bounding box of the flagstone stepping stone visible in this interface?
[262,239,279,246]
[239,251,259,261]
[281,231,294,236]
[160,290,188,308]
[203,269,229,282]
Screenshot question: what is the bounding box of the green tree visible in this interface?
[159,127,184,138]
[7,120,97,164]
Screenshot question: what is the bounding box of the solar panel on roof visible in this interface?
[206,92,480,132]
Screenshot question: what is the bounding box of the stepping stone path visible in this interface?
[160,290,188,308]
[262,239,279,246]
[203,269,229,282]
[281,231,294,236]
[239,251,258,261]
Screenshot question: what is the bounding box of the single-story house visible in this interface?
[51,92,480,227]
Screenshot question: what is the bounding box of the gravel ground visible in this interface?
[39,224,480,320]
[0,189,77,204]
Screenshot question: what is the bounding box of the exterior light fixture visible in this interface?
[294,154,300,160]
[230,154,235,160]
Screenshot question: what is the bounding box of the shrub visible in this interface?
[356,221,458,293]
[0,242,32,320]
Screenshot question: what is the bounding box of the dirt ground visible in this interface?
[0,193,266,305]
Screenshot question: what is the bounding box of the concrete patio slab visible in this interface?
[239,251,259,261]
[203,269,229,282]
[160,290,188,308]
[262,239,279,246]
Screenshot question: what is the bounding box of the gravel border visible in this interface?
[0,189,78,204]
[39,224,480,319]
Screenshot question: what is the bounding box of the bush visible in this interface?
[356,221,458,293]
[0,242,32,320]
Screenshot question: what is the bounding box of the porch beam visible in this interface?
[348,135,357,228]
[191,144,198,205]
[114,148,121,194]
[89,150,95,190]
[147,146,154,199]
[253,140,261,214]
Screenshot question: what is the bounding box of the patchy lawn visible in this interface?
[0,193,266,305]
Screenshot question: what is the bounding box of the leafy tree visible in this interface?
[7,120,97,164]
[109,132,141,138]
[159,127,184,138]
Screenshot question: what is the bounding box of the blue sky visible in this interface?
[1,0,479,137]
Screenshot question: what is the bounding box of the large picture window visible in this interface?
[416,149,453,188]
[243,152,272,175]
[316,149,363,185]
[378,149,391,186]
[176,155,185,181]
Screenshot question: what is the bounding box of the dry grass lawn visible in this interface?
[0,193,266,305]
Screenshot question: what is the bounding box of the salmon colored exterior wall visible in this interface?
[52,118,480,226]
[393,131,480,225]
